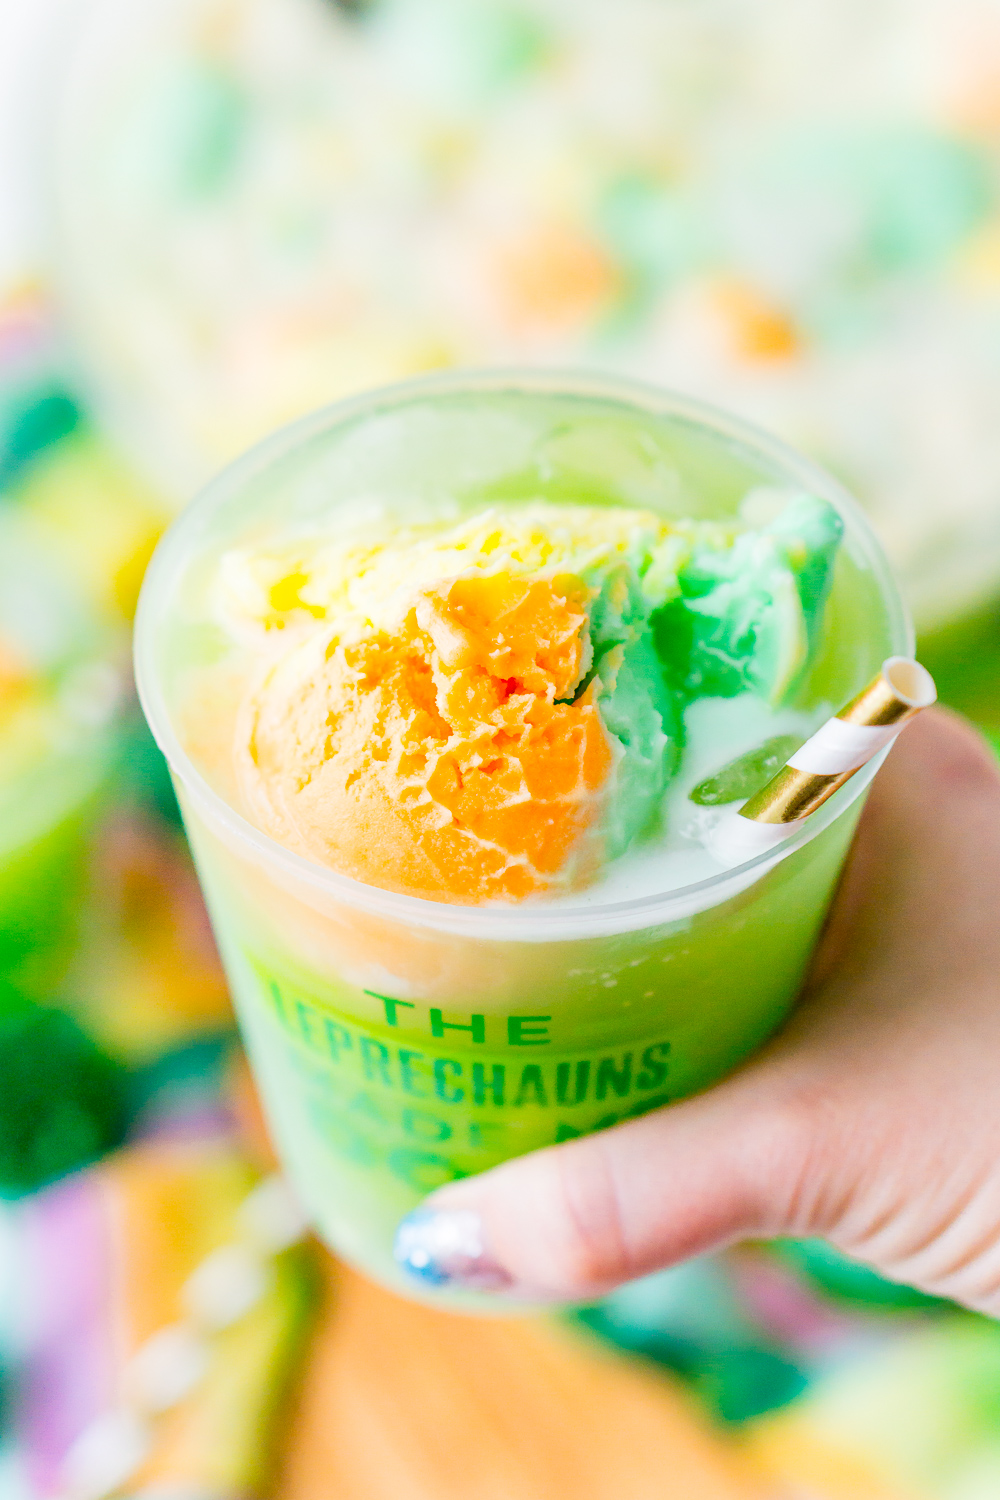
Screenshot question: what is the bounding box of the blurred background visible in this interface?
[0,1,999,1496]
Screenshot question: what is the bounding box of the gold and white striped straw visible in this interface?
[709,657,937,867]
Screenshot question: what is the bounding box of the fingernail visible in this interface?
[394,1207,513,1291]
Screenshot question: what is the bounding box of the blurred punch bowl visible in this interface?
[52,0,1000,645]
[135,370,909,1307]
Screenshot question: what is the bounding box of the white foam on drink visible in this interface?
[538,693,825,910]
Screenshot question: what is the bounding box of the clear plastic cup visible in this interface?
[135,370,909,1304]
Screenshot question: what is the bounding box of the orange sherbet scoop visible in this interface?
[239,571,617,902]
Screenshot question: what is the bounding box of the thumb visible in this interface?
[394,709,1000,1304]
[395,1071,801,1300]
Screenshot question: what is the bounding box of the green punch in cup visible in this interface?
[135,372,908,1305]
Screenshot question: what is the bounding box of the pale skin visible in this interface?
[421,708,1000,1311]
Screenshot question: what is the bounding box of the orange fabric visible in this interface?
[277,1259,765,1500]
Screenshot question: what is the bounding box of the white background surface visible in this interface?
[0,0,83,288]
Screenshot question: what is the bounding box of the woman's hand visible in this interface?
[395,709,1000,1312]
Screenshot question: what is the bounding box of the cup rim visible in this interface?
[134,366,913,938]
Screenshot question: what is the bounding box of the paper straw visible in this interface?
[709,657,936,867]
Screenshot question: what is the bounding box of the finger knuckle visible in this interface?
[542,1141,632,1295]
[739,1075,832,1225]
